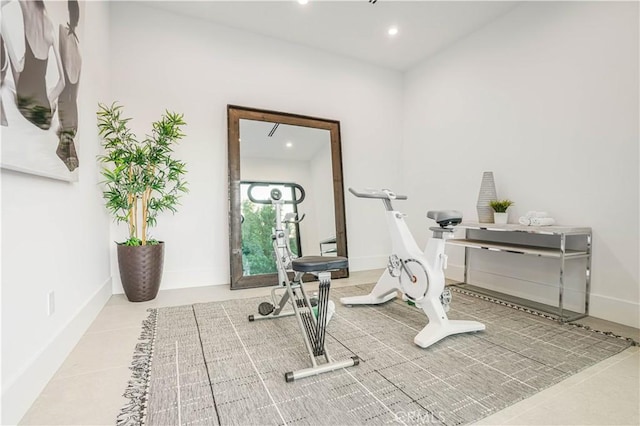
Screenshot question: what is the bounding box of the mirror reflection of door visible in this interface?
[239,120,337,277]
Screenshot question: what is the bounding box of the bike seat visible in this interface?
[427,210,463,227]
[292,256,348,273]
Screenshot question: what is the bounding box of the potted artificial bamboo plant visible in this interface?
[97,103,188,302]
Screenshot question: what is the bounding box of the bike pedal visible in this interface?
[258,302,275,316]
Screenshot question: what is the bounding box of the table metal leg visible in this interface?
[585,232,592,316]
[559,233,566,322]
[464,228,470,284]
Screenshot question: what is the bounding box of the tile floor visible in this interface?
[20,270,640,425]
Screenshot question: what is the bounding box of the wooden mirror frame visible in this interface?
[227,105,349,289]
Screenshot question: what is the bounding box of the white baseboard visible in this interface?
[111,267,229,294]
[160,268,230,290]
[1,278,112,425]
[347,255,388,273]
[446,263,639,329]
[445,263,465,282]
[110,258,391,294]
[589,293,640,329]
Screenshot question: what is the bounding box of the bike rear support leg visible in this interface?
[414,295,485,348]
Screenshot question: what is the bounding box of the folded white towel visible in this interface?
[524,211,550,219]
[519,211,556,226]
[529,217,556,226]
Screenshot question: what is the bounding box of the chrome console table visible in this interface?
[447,223,592,322]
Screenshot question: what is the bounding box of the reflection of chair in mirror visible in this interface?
[246,182,359,382]
[319,236,337,256]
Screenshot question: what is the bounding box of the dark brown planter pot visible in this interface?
[117,242,165,302]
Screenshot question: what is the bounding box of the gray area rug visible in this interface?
[117,284,633,426]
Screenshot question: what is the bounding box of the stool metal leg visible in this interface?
[250,269,359,382]
[284,272,358,382]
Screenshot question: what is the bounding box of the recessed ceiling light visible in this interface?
[298,0,308,5]
[286,142,293,148]
[388,26,399,36]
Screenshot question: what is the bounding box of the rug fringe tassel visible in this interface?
[451,286,639,347]
[117,308,158,426]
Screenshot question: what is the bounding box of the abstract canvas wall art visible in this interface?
[1,0,82,182]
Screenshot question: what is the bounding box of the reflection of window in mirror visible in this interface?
[240,181,303,276]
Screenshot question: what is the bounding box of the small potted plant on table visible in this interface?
[489,199,514,224]
[97,103,188,302]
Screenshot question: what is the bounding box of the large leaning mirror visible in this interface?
[227,105,348,289]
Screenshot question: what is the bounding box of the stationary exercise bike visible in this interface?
[247,182,359,382]
[341,188,485,348]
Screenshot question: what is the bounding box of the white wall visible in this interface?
[3,2,637,424]
[310,142,337,252]
[0,2,112,424]
[402,2,639,327]
[107,2,404,293]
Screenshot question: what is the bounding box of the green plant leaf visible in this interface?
[489,199,514,213]
[97,102,188,243]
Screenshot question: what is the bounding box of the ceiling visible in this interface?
[144,1,519,71]
[240,119,329,161]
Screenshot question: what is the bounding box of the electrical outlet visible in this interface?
[47,291,55,316]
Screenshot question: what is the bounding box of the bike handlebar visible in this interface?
[348,187,408,201]
[247,182,306,205]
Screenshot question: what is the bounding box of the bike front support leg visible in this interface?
[340,269,398,306]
